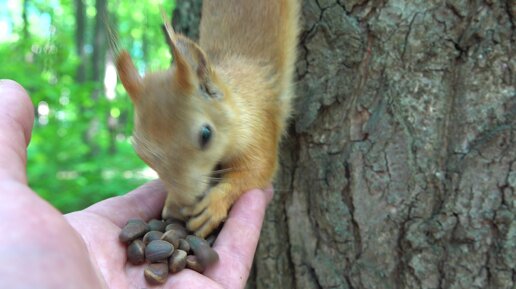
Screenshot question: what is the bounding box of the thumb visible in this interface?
[0,80,34,184]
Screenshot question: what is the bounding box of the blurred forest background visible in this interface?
[0,0,175,212]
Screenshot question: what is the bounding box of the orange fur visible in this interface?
[116,0,300,237]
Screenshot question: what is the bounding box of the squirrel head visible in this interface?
[116,28,235,219]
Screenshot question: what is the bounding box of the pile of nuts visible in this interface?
[119,218,219,284]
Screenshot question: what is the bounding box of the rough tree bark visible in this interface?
[172,0,202,40]
[173,1,515,288]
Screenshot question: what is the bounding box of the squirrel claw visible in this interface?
[187,209,227,238]
[180,204,203,217]
[185,187,230,237]
[186,211,210,236]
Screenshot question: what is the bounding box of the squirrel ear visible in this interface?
[162,20,194,91]
[162,16,222,99]
[116,51,142,102]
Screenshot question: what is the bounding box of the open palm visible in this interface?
[0,80,271,289]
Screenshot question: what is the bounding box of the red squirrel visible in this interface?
[116,0,300,237]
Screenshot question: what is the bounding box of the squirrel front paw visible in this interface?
[181,185,232,238]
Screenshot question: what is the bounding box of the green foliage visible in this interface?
[0,0,175,213]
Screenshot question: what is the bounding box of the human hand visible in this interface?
[0,79,273,289]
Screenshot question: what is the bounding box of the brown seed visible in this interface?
[127,239,145,265]
[143,231,163,245]
[168,249,187,273]
[178,239,190,252]
[145,240,174,262]
[144,262,169,284]
[148,219,166,232]
[186,235,219,268]
[119,219,150,243]
[161,230,186,248]
[165,223,188,236]
[186,255,205,273]
[165,218,183,226]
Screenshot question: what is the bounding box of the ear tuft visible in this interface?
[116,51,142,102]
[161,12,222,98]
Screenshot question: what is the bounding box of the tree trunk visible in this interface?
[74,0,87,83]
[92,0,107,88]
[84,0,108,157]
[22,0,30,39]
[172,0,202,40]
[174,1,515,288]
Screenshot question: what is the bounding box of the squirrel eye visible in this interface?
[199,124,212,149]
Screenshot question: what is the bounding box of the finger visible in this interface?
[0,80,34,184]
[163,269,224,289]
[81,179,167,227]
[204,187,273,289]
